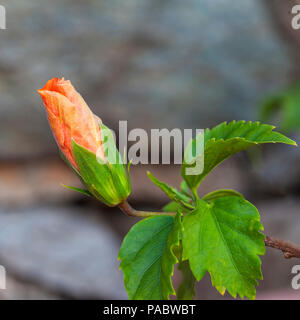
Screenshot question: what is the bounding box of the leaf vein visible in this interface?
[210,208,247,282]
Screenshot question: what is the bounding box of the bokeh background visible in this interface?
[0,0,300,300]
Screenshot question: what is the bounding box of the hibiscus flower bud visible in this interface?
[38,77,131,206]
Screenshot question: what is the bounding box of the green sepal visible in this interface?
[72,139,131,207]
[61,184,92,197]
[100,123,132,200]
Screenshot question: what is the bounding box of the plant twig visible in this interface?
[119,200,176,218]
[119,201,300,259]
[265,236,300,259]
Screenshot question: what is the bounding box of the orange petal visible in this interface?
[38,78,106,168]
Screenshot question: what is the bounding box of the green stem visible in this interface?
[119,200,176,217]
[191,187,199,202]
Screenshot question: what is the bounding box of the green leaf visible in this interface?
[182,197,265,300]
[259,82,300,133]
[147,171,194,210]
[119,212,183,300]
[182,121,296,189]
[177,260,196,300]
[180,181,192,198]
[61,184,92,197]
[162,201,181,212]
[181,133,204,189]
[202,189,244,202]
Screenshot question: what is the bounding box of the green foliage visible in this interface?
[119,212,183,300]
[162,201,181,212]
[181,121,296,190]
[259,82,300,133]
[181,133,204,191]
[116,120,296,300]
[180,181,192,198]
[177,261,196,300]
[72,140,131,206]
[182,198,265,299]
[202,189,243,202]
[61,184,92,197]
[147,171,194,210]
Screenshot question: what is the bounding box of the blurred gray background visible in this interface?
[0,0,299,300]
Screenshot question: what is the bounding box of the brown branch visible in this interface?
[265,236,300,259]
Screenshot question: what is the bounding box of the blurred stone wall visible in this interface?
[0,0,291,159]
[0,0,299,300]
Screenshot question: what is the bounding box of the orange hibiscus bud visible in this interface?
[38,77,105,169]
[38,77,131,207]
